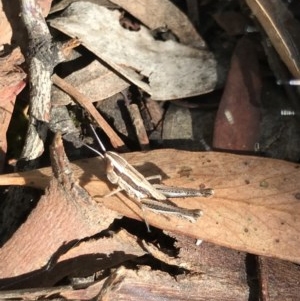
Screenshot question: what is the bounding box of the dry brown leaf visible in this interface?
[110,0,206,49]
[0,1,12,45]
[0,150,299,263]
[50,2,217,100]
[213,37,261,151]
[37,0,53,16]
[0,0,27,48]
[0,48,26,170]
[246,0,300,78]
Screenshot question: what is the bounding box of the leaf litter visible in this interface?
[1,0,300,299]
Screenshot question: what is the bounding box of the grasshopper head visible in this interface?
[104,152,127,184]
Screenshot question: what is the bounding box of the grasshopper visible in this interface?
[84,125,213,231]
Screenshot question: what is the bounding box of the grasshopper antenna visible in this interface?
[89,124,107,152]
[82,124,106,159]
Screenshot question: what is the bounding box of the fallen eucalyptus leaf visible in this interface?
[246,0,300,78]
[50,2,217,100]
[0,150,299,263]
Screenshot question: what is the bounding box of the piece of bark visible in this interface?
[92,265,248,301]
[0,150,299,263]
[0,48,26,94]
[20,0,80,160]
[81,256,300,301]
[213,37,261,151]
[262,257,300,300]
[0,243,299,300]
[1,228,150,289]
[0,133,117,284]
[20,0,53,159]
[49,105,82,147]
[21,0,66,123]
[0,285,74,300]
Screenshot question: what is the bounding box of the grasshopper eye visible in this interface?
[106,159,114,173]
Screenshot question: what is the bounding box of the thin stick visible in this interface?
[52,74,125,149]
[121,91,150,150]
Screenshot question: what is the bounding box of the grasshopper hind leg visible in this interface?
[127,196,151,232]
[104,188,151,232]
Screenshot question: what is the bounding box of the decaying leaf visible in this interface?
[213,37,261,151]
[50,2,217,100]
[110,0,207,49]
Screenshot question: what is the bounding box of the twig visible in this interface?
[121,91,149,150]
[52,74,125,149]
